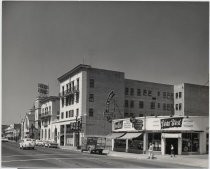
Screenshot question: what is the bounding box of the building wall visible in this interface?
[184,83,209,116]
[85,68,125,136]
[125,79,174,117]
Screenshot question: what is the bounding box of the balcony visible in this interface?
[59,87,79,97]
[41,113,52,119]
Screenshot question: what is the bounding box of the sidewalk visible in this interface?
[107,151,209,168]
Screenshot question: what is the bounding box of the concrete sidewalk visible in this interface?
[107,151,209,168]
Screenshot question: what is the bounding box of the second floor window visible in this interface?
[139,101,144,109]
[89,108,94,117]
[125,100,129,108]
[130,100,134,108]
[89,94,94,102]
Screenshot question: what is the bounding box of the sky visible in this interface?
[2,1,209,124]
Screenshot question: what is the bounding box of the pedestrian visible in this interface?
[171,144,175,157]
[148,143,154,159]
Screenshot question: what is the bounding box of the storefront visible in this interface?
[111,116,208,155]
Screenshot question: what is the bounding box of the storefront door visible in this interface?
[165,138,178,155]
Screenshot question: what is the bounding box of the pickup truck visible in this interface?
[81,136,106,154]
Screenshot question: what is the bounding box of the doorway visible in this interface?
[165,138,178,155]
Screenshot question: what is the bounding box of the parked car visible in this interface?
[19,138,35,150]
[44,140,58,148]
[35,140,44,146]
[81,136,106,154]
[1,137,9,142]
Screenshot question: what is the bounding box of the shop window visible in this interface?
[114,139,126,149]
[137,89,141,96]
[182,133,199,152]
[128,134,144,151]
[130,88,134,96]
[125,88,129,95]
[148,133,161,151]
[139,101,144,109]
[89,94,94,102]
[125,100,129,108]
[90,79,94,88]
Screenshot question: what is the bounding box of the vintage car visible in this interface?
[35,140,44,146]
[44,140,58,148]
[19,138,35,150]
[81,136,106,154]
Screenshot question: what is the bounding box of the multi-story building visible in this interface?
[174,83,209,116]
[124,79,174,117]
[40,96,60,142]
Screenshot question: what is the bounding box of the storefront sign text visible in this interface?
[161,117,183,129]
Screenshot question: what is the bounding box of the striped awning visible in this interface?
[119,133,142,139]
[106,133,125,139]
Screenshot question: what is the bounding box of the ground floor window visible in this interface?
[128,134,143,150]
[66,133,74,146]
[114,139,126,149]
[148,133,161,151]
[182,133,199,152]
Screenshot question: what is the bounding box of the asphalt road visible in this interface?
[2,141,195,168]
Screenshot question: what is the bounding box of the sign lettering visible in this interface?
[161,117,183,129]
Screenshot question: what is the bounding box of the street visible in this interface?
[1,142,200,168]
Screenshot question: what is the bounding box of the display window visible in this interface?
[182,133,199,152]
[114,139,126,149]
[128,134,143,150]
[148,133,161,151]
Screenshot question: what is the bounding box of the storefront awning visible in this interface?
[106,133,125,139]
[119,133,142,139]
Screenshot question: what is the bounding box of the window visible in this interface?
[163,103,166,110]
[150,102,155,109]
[72,81,74,91]
[48,129,50,139]
[62,86,64,94]
[125,88,129,95]
[148,90,152,96]
[137,89,141,96]
[179,92,182,98]
[167,104,170,111]
[76,109,79,117]
[143,90,147,96]
[139,101,144,109]
[167,92,171,99]
[182,133,199,152]
[179,103,182,110]
[125,100,129,108]
[66,97,69,106]
[130,88,134,96]
[62,98,64,107]
[66,111,68,118]
[176,104,178,110]
[89,108,94,117]
[61,112,64,119]
[90,79,94,88]
[158,103,160,109]
[176,93,178,99]
[89,94,94,102]
[163,92,166,99]
[157,91,160,97]
[77,78,79,90]
[148,133,161,151]
[130,100,134,108]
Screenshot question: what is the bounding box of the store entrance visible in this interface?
[165,138,178,155]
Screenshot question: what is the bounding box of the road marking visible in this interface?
[2,157,107,163]
[2,153,79,158]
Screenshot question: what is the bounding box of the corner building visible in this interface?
[56,64,185,149]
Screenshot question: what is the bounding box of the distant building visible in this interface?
[40,96,60,142]
[4,123,21,141]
